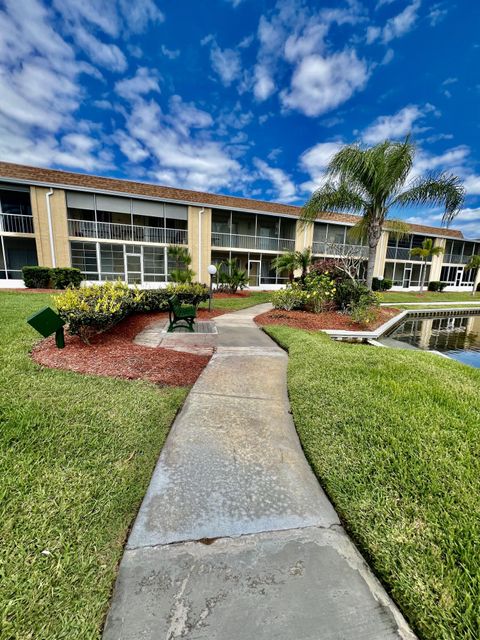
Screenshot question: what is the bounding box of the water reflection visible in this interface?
[389,314,480,368]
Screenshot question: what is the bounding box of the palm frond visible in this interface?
[346,217,369,244]
[393,173,465,225]
[384,218,410,240]
[300,181,366,227]
[465,255,480,270]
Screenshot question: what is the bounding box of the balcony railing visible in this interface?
[443,253,471,265]
[312,241,369,258]
[0,213,34,234]
[211,231,295,252]
[68,219,187,245]
[386,247,427,261]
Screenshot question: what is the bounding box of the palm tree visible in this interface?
[272,248,312,283]
[168,246,195,283]
[410,238,444,293]
[300,138,465,289]
[465,255,480,296]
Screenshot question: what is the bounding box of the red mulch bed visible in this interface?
[255,307,400,332]
[31,309,222,386]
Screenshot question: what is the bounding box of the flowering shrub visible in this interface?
[55,282,211,343]
[55,281,141,342]
[303,272,336,313]
[271,285,307,311]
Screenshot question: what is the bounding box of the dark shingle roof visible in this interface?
[0,161,464,239]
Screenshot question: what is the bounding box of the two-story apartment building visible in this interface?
[1,161,479,291]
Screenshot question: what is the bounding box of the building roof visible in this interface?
[0,160,464,239]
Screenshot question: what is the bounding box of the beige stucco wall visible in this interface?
[30,187,71,268]
[294,220,314,252]
[188,206,212,284]
[430,237,446,281]
[373,231,388,277]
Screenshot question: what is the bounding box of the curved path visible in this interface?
[103,304,415,640]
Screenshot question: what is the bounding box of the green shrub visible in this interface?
[22,266,51,288]
[372,277,393,291]
[55,281,141,343]
[334,280,377,311]
[349,292,379,326]
[50,267,83,289]
[303,272,336,313]
[428,281,447,292]
[132,283,210,313]
[271,285,307,311]
[217,259,249,293]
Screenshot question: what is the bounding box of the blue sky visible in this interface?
[1,0,480,237]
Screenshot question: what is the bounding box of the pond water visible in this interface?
[388,313,480,368]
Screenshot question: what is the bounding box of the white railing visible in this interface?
[68,219,187,245]
[312,241,369,258]
[386,247,426,261]
[211,231,295,252]
[0,213,34,234]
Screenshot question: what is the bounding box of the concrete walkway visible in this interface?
[103,304,416,640]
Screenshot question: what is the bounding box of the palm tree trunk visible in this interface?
[366,217,382,290]
[419,260,426,293]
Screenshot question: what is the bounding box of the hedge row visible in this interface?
[22,266,83,289]
[54,281,210,343]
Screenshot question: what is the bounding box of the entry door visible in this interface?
[248,260,261,287]
[455,267,464,287]
[403,266,412,288]
[126,253,142,284]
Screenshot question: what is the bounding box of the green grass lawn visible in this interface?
[265,325,480,640]
[0,291,187,639]
[379,290,480,303]
[200,290,271,311]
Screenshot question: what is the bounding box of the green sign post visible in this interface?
[27,307,65,349]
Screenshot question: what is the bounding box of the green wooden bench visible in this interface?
[167,294,197,332]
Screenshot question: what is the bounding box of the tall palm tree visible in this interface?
[272,248,312,283]
[410,238,444,293]
[465,255,480,296]
[300,138,465,289]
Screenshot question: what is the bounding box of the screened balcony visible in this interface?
[312,241,368,258]
[211,231,295,252]
[68,219,187,245]
[211,209,296,253]
[66,191,188,246]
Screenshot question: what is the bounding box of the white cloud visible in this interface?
[161,45,180,60]
[115,67,161,101]
[428,3,448,26]
[119,98,245,192]
[367,0,421,45]
[253,64,276,100]
[210,42,242,86]
[253,158,297,201]
[361,104,426,144]
[280,50,369,117]
[252,0,366,107]
[382,0,421,43]
[299,141,343,192]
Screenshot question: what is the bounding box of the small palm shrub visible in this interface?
[217,259,249,293]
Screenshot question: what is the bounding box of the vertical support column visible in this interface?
[294,219,313,252]
[430,237,446,282]
[188,206,212,284]
[30,186,71,267]
[373,231,389,277]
